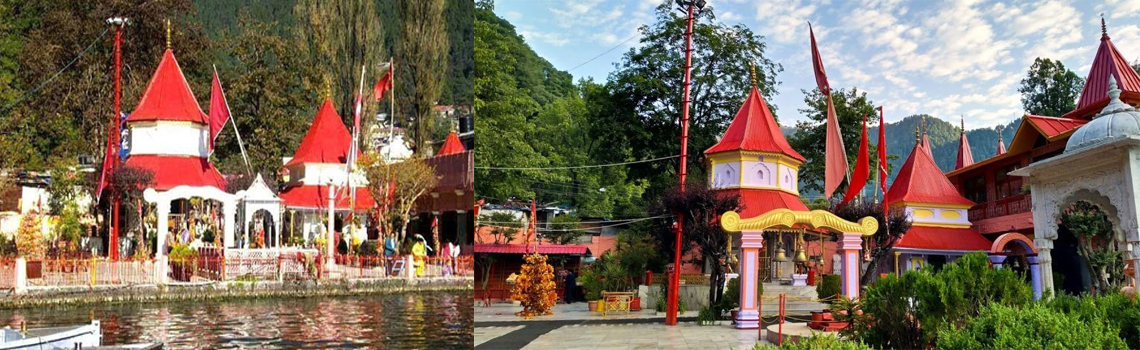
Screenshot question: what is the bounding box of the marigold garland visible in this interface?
[510,253,556,319]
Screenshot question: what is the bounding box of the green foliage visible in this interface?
[754,333,873,350]
[790,87,884,196]
[1060,201,1124,292]
[838,252,1032,349]
[659,185,740,308]
[937,303,1126,350]
[696,306,717,325]
[832,199,911,286]
[478,212,521,244]
[716,276,760,315]
[544,214,583,245]
[54,202,84,248]
[1047,293,1140,348]
[817,274,841,305]
[168,243,199,263]
[1019,57,1083,117]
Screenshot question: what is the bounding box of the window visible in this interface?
[964,175,986,203]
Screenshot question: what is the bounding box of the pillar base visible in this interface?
[734,309,759,329]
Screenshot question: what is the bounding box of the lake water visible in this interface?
[0,292,472,349]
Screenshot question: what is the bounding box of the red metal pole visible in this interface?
[110,23,123,261]
[667,2,695,327]
[778,293,785,345]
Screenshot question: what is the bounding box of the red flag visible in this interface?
[809,23,830,96]
[208,70,230,151]
[839,114,869,207]
[373,62,394,101]
[813,24,848,199]
[878,107,888,218]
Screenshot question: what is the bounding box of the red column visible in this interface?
[668,1,696,327]
[109,23,123,261]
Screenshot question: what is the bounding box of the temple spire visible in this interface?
[165,19,171,50]
[955,116,974,170]
[914,126,920,143]
[996,125,1007,156]
[749,62,757,90]
[1101,13,1107,38]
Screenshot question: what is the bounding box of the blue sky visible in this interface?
[493,0,1140,129]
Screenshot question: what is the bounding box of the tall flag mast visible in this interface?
[811,23,849,200]
[100,16,129,260]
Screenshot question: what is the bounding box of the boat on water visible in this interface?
[0,320,101,350]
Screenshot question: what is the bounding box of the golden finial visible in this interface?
[323,76,332,100]
[915,126,920,143]
[1101,13,1107,38]
[960,115,965,134]
[165,19,171,49]
[749,62,757,89]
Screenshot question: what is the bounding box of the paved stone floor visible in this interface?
[477,302,696,322]
[476,321,770,350]
[520,323,767,350]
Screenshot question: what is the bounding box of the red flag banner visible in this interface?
[824,95,849,199]
[810,23,830,96]
[840,114,870,207]
[373,62,393,101]
[208,71,230,151]
[878,107,888,217]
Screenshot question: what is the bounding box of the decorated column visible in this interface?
[839,232,863,299]
[223,201,236,248]
[1027,255,1042,300]
[735,231,763,329]
[155,200,170,256]
[989,254,1006,269]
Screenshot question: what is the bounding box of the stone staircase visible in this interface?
[758,282,826,316]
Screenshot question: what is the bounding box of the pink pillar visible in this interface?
[735,231,763,329]
[839,232,863,299]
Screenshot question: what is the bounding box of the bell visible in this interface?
[774,247,788,262]
[794,246,808,262]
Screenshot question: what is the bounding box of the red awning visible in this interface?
[279,184,376,211]
[122,155,226,191]
[475,244,590,256]
[895,226,992,252]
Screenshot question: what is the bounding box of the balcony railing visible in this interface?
[968,193,1031,222]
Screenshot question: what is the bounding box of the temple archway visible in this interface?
[989,232,1042,299]
[720,209,877,329]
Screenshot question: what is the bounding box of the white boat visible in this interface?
[0,320,101,350]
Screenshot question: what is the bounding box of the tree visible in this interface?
[397,0,448,154]
[212,11,319,178]
[659,183,741,309]
[598,3,781,197]
[789,87,883,196]
[1019,57,1083,117]
[544,214,583,245]
[1060,201,1123,293]
[360,155,437,251]
[110,165,155,254]
[511,253,557,319]
[1,0,208,171]
[832,198,911,286]
[293,0,384,128]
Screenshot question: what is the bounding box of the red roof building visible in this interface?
[889,143,974,207]
[1065,23,1140,120]
[436,131,466,156]
[705,87,808,218]
[279,98,375,211]
[123,49,225,191]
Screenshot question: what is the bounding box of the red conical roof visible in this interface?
[921,133,932,156]
[887,143,974,206]
[1074,30,1140,113]
[437,131,466,156]
[955,131,974,170]
[705,88,805,161]
[996,133,1007,156]
[127,49,208,124]
[285,99,354,166]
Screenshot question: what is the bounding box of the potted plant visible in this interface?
[586,291,600,311]
[15,211,46,278]
[579,266,603,312]
[168,243,199,281]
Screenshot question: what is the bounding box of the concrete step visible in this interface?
[761,283,818,299]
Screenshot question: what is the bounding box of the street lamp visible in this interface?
[667,0,707,327]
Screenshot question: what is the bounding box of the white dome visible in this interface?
[1066,77,1140,153]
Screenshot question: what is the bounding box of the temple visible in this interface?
[415,126,475,253]
[279,97,376,245]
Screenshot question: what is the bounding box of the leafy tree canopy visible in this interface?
[1019,57,1083,117]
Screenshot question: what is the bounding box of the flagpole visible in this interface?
[384,58,396,243]
[347,64,367,230]
[213,65,252,176]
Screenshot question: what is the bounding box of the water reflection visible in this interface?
[0,292,473,349]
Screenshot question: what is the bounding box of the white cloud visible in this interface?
[505,11,522,20]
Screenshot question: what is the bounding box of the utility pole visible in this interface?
[668,0,706,326]
[106,17,128,261]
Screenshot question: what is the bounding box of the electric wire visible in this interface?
[567,31,642,72]
[476,155,679,171]
[1,27,111,115]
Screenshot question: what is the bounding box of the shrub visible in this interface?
[937,303,1126,350]
[716,276,762,316]
[754,333,873,350]
[168,243,199,263]
[817,274,841,305]
[696,306,717,325]
[15,211,45,259]
[510,253,557,319]
[838,252,1032,349]
[1047,293,1140,348]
